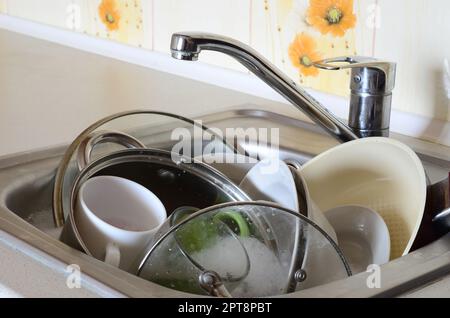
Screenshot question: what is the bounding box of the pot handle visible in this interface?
[76,130,146,171]
[432,172,450,233]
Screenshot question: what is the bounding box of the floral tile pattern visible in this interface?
[307,0,356,37]
[248,0,358,96]
[88,0,147,48]
[0,0,449,122]
[98,0,121,31]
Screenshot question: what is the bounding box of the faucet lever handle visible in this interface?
[315,56,397,138]
[314,56,396,93]
[315,56,394,77]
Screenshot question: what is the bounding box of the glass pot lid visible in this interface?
[53,110,242,227]
[137,201,352,298]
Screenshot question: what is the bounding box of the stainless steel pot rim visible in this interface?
[137,200,353,278]
[53,110,244,227]
[67,147,252,257]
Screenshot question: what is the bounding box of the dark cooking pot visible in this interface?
[60,131,251,255]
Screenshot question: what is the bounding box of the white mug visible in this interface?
[74,175,166,273]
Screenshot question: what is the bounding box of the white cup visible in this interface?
[74,176,166,273]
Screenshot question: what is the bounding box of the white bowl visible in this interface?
[324,205,390,274]
[300,137,427,260]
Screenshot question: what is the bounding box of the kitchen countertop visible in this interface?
[0,229,123,297]
[0,28,304,157]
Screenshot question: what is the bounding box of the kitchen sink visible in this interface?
[0,109,449,297]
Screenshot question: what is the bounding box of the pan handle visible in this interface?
[432,173,450,233]
[76,130,146,171]
[433,207,450,233]
[412,173,450,251]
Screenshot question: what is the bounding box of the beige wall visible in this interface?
[0,29,287,156]
[0,0,449,123]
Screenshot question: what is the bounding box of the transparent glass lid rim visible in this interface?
[53,110,242,227]
[137,200,353,277]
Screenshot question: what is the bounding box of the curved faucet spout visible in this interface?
[170,32,359,143]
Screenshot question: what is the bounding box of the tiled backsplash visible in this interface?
[1,0,449,123]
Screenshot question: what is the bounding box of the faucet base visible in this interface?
[353,128,390,138]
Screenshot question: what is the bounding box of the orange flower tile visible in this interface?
[288,33,323,77]
[99,0,121,31]
[307,0,356,37]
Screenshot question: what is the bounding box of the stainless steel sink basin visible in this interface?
[0,109,449,297]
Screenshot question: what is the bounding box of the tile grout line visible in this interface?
[249,0,253,46]
[371,0,379,57]
[151,0,154,51]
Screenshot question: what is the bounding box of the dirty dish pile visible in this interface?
[53,111,428,297]
[59,135,352,296]
[56,131,352,296]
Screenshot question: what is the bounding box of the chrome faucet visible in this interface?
[170,32,396,142]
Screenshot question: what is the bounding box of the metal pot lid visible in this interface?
[63,148,253,259]
[53,110,243,227]
[137,201,352,298]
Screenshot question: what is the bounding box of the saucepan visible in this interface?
[417,172,450,247]
[53,110,245,228]
[60,130,257,269]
